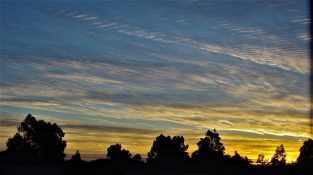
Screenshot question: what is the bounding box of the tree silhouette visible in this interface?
[231,151,252,165]
[70,150,81,162]
[6,114,67,162]
[132,154,143,163]
[147,134,189,162]
[107,144,131,160]
[6,133,32,152]
[231,151,242,161]
[297,138,313,164]
[256,154,268,165]
[271,144,286,165]
[192,129,225,160]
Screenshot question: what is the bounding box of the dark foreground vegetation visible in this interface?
[0,114,312,175]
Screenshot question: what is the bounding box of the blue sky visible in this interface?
[0,0,310,161]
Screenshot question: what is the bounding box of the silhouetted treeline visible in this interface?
[0,114,312,175]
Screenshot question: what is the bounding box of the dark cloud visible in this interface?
[1,98,54,103]
[61,124,160,135]
[0,119,19,127]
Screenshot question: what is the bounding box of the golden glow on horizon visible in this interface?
[0,122,306,163]
[0,106,310,163]
[62,129,304,162]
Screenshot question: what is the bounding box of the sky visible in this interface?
[0,0,310,162]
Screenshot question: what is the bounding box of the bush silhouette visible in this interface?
[6,114,66,162]
[192,129,225,160]
[271,144,286,165]
[147,134,189,162]
[107,144,131,160]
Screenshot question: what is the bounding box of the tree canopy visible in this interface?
[107,144,131,160]
[7,133,32,152]
[6,114,67,162]
[192,129,225,160]
[297,138,313,164]
[271,144,286,166]
[147,134,189,162]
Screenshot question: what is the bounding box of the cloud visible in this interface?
[220,129,308,142]
[296,33,311,41]
[61,123,160,135]
[0,119,19,128]
[199,44,308,74]
[291,18,310,25]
